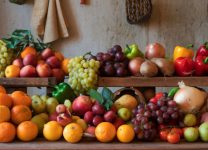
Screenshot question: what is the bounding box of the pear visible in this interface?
[38,113,49,122]
[40,95,49,103]
[114,94,137,110]
[31,114,47,135]
[32,95,46,114]
[46,97,59,114]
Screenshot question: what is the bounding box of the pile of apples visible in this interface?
[12,48,65,82]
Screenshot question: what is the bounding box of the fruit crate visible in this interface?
[1,77,208,150]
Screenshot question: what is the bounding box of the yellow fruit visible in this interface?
[117,124,135,143]
[95,122,116,143]
[21,46,37,59]
[0,105,10,123]
[61,58,70,74]
[17,121,38,141]
[63,123,83,143]
[5,65,20,78]
[76,119,87,131]
[72,115,80,122]
[43,121,63,141]
[0,122,16,142]
[114,94,138,110]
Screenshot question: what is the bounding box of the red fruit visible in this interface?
[167,132,180,144]
[92,115,103,126]
[20,65,37,77]
[72,96,93,116]
[52,68,65,83]
[84,111,94,124]
[85,126,95,136]
[92,103,105,115]
[150,97,158,104]
[104,110,117,123]
[171,128,183,137]
[145,43,165,59]
[23,54,37,66]
[160,129,170,141]
[36,63,52,77]
[46,56,61,69]
[49,112,58,121]
[13,58,24,68]
[57,113,72,126]
[155,92,163,100]
[56,104,66,114]
[41,48,54,60]
[114,117,125,129]
[158,124,167,131]
[110,105,117,113]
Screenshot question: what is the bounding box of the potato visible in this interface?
[140,60,158,77]
[151,58,174,76]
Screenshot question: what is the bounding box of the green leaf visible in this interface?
[104,101,113,110]
[102,87,113,100]
[88,89,104,105]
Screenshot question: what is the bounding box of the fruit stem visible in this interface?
[83,51,93,60]
[126,44,131,53]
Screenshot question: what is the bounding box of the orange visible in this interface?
[5,65,20,78]
[55,51,64,62]
[43,121,63,141]
[95,122,116,143]
[11,91,32,107]
[0,122,16,143]
[11,105,32,125]
[63,123,83,143]
[0,105,10,123]
[0,93,13,108]
[117,124,135,143]
[17,121,38,141]
[61,58,70,74]
[21,46,37,59]
[0,85,6,94]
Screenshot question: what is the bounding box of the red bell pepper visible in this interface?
[174,57,195,76]
[196,42,208,57]
[194,56,208,76]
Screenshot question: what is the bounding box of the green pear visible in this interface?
[118,108,131,121]
[31,115,47,135]
[46,97,59,114]
[38,113,49,122]
[40,95,49,103]
[32,95,46,114]
[199,122,208,142]
[64,99,72,109]
[184,127,199,142]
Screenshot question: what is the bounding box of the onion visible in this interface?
[128,57,145,76]
[145,43,165,59]
[173,81,207,114]
[140,60,158,77]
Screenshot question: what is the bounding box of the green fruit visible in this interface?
[184,127,199,142]
[31,115,47,135]
[46,97,59,114]
[184,114,197,127]
[32,95,46,114]
[64,99,72,109]
[38,113,49,122]
[117,108,131,121]
[199,122,208,142]
[40,95,49,103]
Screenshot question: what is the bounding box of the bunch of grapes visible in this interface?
[132,93,181,141]
[94,45,129,77]
[0,40,14,77]
[68,56,100,95]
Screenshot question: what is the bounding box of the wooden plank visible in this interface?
[0,139,208,150]
[0,77,57,87]
[98,77,208,87]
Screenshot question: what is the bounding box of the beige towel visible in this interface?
[31,0,69,43]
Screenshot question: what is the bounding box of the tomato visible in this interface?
[167,132,180,144]
[149,97,158,104]
[160,129,170,141]
[155,92,163,99]
[171,128,183,137]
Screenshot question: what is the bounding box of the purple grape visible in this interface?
[168,101,177,107]
[157,117,163,124]
[156,110,163,117]
[143,123,151,130]
[144,111,151,118]
[137,108,145,114]
[102,53,112,62]
[141,117,148,124]
[116,67,127,77]
[157,100,165,107]
[167,107,174,114]
[151,111,157,118]
[112,45,122,53]
[134,126,140,134]
[132,108,138,116]
[115,52,125,62]
[162,113,169,120]
[173,107,179,111]
[163,92,168,98]
[134,119,140,126]
[148,103,158,111]
[160,106,168,112]
[96,52,104,57]
[171,112,179,119]
[104,64,115,76]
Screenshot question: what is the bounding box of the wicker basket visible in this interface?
[126,0,152,24]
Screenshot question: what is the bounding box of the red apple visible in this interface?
[57,113,72,126]
[56,104,66,114]
[49,112,58,121]
[145,43,165,59]
[114,117,125,129]
[23,54,37,66]
[52,68,65,83]
[12,58,24,68]
[41,48,54,60]
[46,56,61,68]
[84,111,94,124]
[92,115,104,126]
[20,65,37,77]
[92,103,105,115]
[36,63,52,77]
[72,95,93,116]
[86,126,95,136]
[104,110,117,123]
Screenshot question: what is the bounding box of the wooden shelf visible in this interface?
[98,77,208,87]
[0,77,57,87]
[0,139,208,150]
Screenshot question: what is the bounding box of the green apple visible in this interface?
[46,97,59,114]
[117,108,131,121]
[32,95,46,114]
[184,127,199,142]
[31,115,47,135]
[40,95,49,103]
[199,122,208,142]
[64,99,72,109]
[184,114,197,127]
